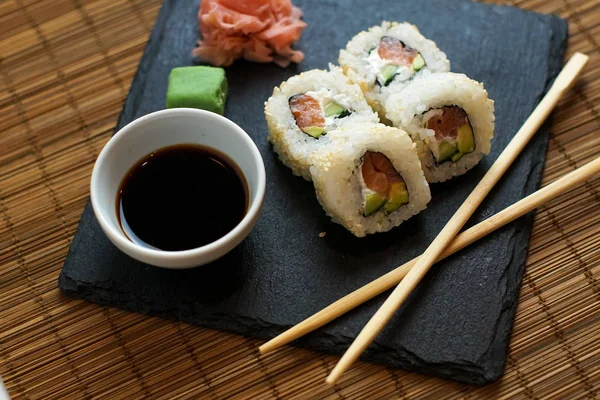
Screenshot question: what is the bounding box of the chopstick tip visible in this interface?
[566,52,589,69]
[258,343,271,355]
[326,364,344,385]
[571,52,589,65]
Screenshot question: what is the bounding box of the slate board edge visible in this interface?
[58,0,569,387]
[114,0,174,131]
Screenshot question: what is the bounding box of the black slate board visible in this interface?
[59,0,568,385]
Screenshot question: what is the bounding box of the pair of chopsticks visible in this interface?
[260,52,591,383]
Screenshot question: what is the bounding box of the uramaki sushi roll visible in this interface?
[339,21,450,122]
[265,65,379,180]
[385,72,495,183]
[310,124,430,237]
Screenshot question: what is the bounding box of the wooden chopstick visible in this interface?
[325,52,589,384]
[260,153,600,355]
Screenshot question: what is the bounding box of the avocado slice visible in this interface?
[384,182,409,213]
[437,141,457,163]
[302,126,326,138]
[364,192,387,217]
[380,64,398,85]
[451,152,465,162]
[457,123,475,154]
[413,54,426,71]
[324,102,346,117]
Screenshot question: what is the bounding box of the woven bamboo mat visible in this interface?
[1,0,599,398]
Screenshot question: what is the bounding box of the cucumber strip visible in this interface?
[437,141,457,163]
[413,54,426,71]
[364,193,387,217]
[302,126,326,138]
[323,102,346,117]
[380,64,398,85]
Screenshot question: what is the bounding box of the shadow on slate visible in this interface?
[59,0,568,385]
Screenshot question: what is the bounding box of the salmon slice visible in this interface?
[361,152,401,196]
[377,36,419,66]
[289,94,326,136]
[361,151,409,216]
[426,106,469,140]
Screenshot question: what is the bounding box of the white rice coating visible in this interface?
[338,21,450,121]
[385,72,495,183]
[265,65,379,180]
[310,124,431,237]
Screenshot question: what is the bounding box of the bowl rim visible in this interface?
[90,108,266,266]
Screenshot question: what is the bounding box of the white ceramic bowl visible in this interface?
[90,108,266,269]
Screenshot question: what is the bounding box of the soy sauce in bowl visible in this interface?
[117,144,248,251]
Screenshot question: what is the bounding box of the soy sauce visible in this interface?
[117,144,248,251]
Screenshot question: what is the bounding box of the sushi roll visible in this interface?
[265,65,379,180]
[385,72,495,183]
[339,21,450,121]
[310,124,430,237]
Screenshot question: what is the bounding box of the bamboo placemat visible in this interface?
[1,0,599,398]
